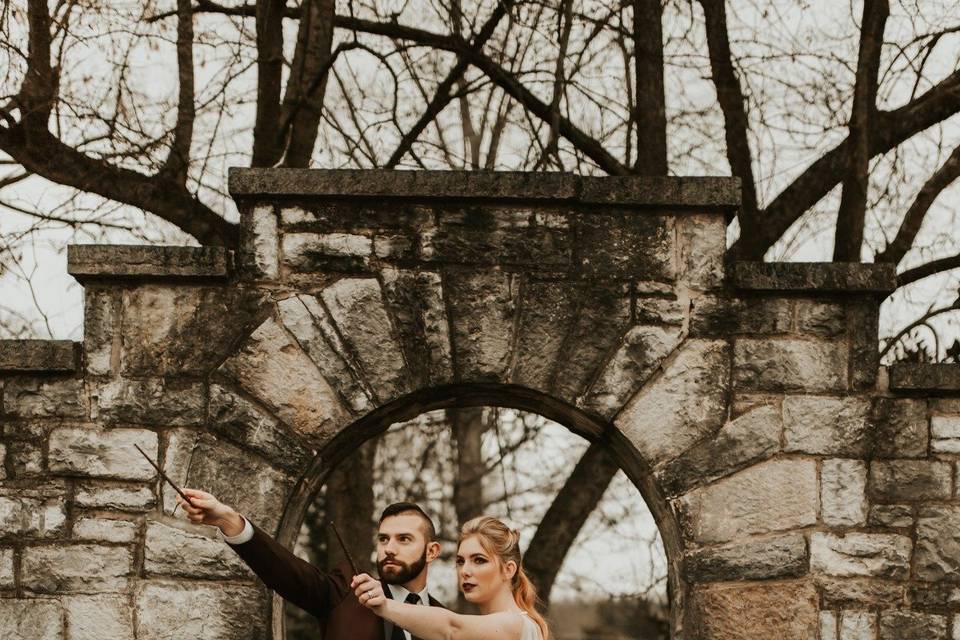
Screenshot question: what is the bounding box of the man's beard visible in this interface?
[377,547,428,585]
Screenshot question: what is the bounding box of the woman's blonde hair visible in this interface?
[459,516,550,640]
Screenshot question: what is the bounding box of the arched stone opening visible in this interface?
[272,383,685,640]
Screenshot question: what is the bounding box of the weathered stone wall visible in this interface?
[1,169,957,640]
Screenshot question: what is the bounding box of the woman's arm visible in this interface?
[352,574,523,640]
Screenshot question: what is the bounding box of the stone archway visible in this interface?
[2,169,954,640]
[270,383,686,640]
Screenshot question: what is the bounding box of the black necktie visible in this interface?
[390,593,422,640]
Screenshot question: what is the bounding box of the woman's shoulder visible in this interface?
[518,612,543,640]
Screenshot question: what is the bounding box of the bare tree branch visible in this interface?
[897,252,960,288]
[834,0,888,261]
[252,0,286,166]
[699,0,756,224]
[632,0,666,175]
[280,0,336,167]
[730,67,960,260]
[161,0,196,184]
[524,441,620,605]
[877,143,960,265]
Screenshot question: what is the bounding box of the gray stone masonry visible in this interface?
[1,170,959,640]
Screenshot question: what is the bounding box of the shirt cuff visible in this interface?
[220,516,254,545]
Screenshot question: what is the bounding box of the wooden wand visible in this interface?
[330,521,359,576]
[133,444,195,510]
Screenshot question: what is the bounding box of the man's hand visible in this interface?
[177,489,245,537]
[351,573,388,614]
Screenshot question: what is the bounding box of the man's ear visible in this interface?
[426,540,441,563]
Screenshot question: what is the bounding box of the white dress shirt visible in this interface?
[384,583,430,640]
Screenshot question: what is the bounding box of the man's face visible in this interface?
[376,513,430,585]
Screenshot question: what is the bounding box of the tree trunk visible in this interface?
[523,442,620,606]
[450,406,488,611]
[325,440,378,572]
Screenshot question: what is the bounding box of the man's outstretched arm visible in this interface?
[178,488,344,617]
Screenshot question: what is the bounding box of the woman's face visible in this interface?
[456,535,510,604]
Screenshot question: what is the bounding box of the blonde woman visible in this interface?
[352,516,549,640]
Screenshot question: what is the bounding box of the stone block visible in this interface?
[65,594,134,640]
[677,213,725,290]
[144,521,252,579]
[208,383,312,473]
[0,599,63,640]
[321,278,409,403]
[282,231,373,270]
[616,340,730,465]
[22,543,132,593]
[219,317,351,445]
[731,262,896,293]
[810,533,912,579]
[4,377,87,419]
[373,233,414,259]
[95,377,205,426]
[932,416,960,453]
[889,363,960,392]
[869,460,952,502]
[794,301,847,337]
[135,581,267,640]
[246,204,279,278]
[165,431,292,532]
[74,482,156,512]
[7,439,43,477]
[572,212,675,280]
[581,325,683,419]
[73,517,138,543]
[868,504,913,528]
[906,582,960,608]
[633,296,686,325]
[119,286,269,376]
[550,282,632,401]
[818,578,905,609]
[0,546,13,588]
[0,340,78,373]
[0,443,6,480]
[689,296,792,337]
[380,268,454,388]
[783,395,870,456]
[277,295,373,413]
[683,533,808,582]
[0,489,68,540]
[444,270,519,382]
[820,611,836,640]
[847,302,880,390]
[840,611,877,640]
[691,581,819,640]
[734,338,847,392]
[68,245,231,281]
[656,404,781,497]
[915,505,960,582]
[869,398,928,458]
[678,458,818,544]
[48,427,158,479]
[419,223,571,268]
[229,168,739,206]
[83,287,120,375]
[878,610,946,640]
[821,459,867,527]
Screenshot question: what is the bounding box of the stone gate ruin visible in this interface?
[1,169,959,640]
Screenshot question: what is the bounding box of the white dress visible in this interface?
[519,612,543,640]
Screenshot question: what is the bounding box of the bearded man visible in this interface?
[178,489,443,640]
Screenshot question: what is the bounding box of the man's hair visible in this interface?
[379,502,437,542]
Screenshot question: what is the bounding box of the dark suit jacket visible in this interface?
[228,522,442,640]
